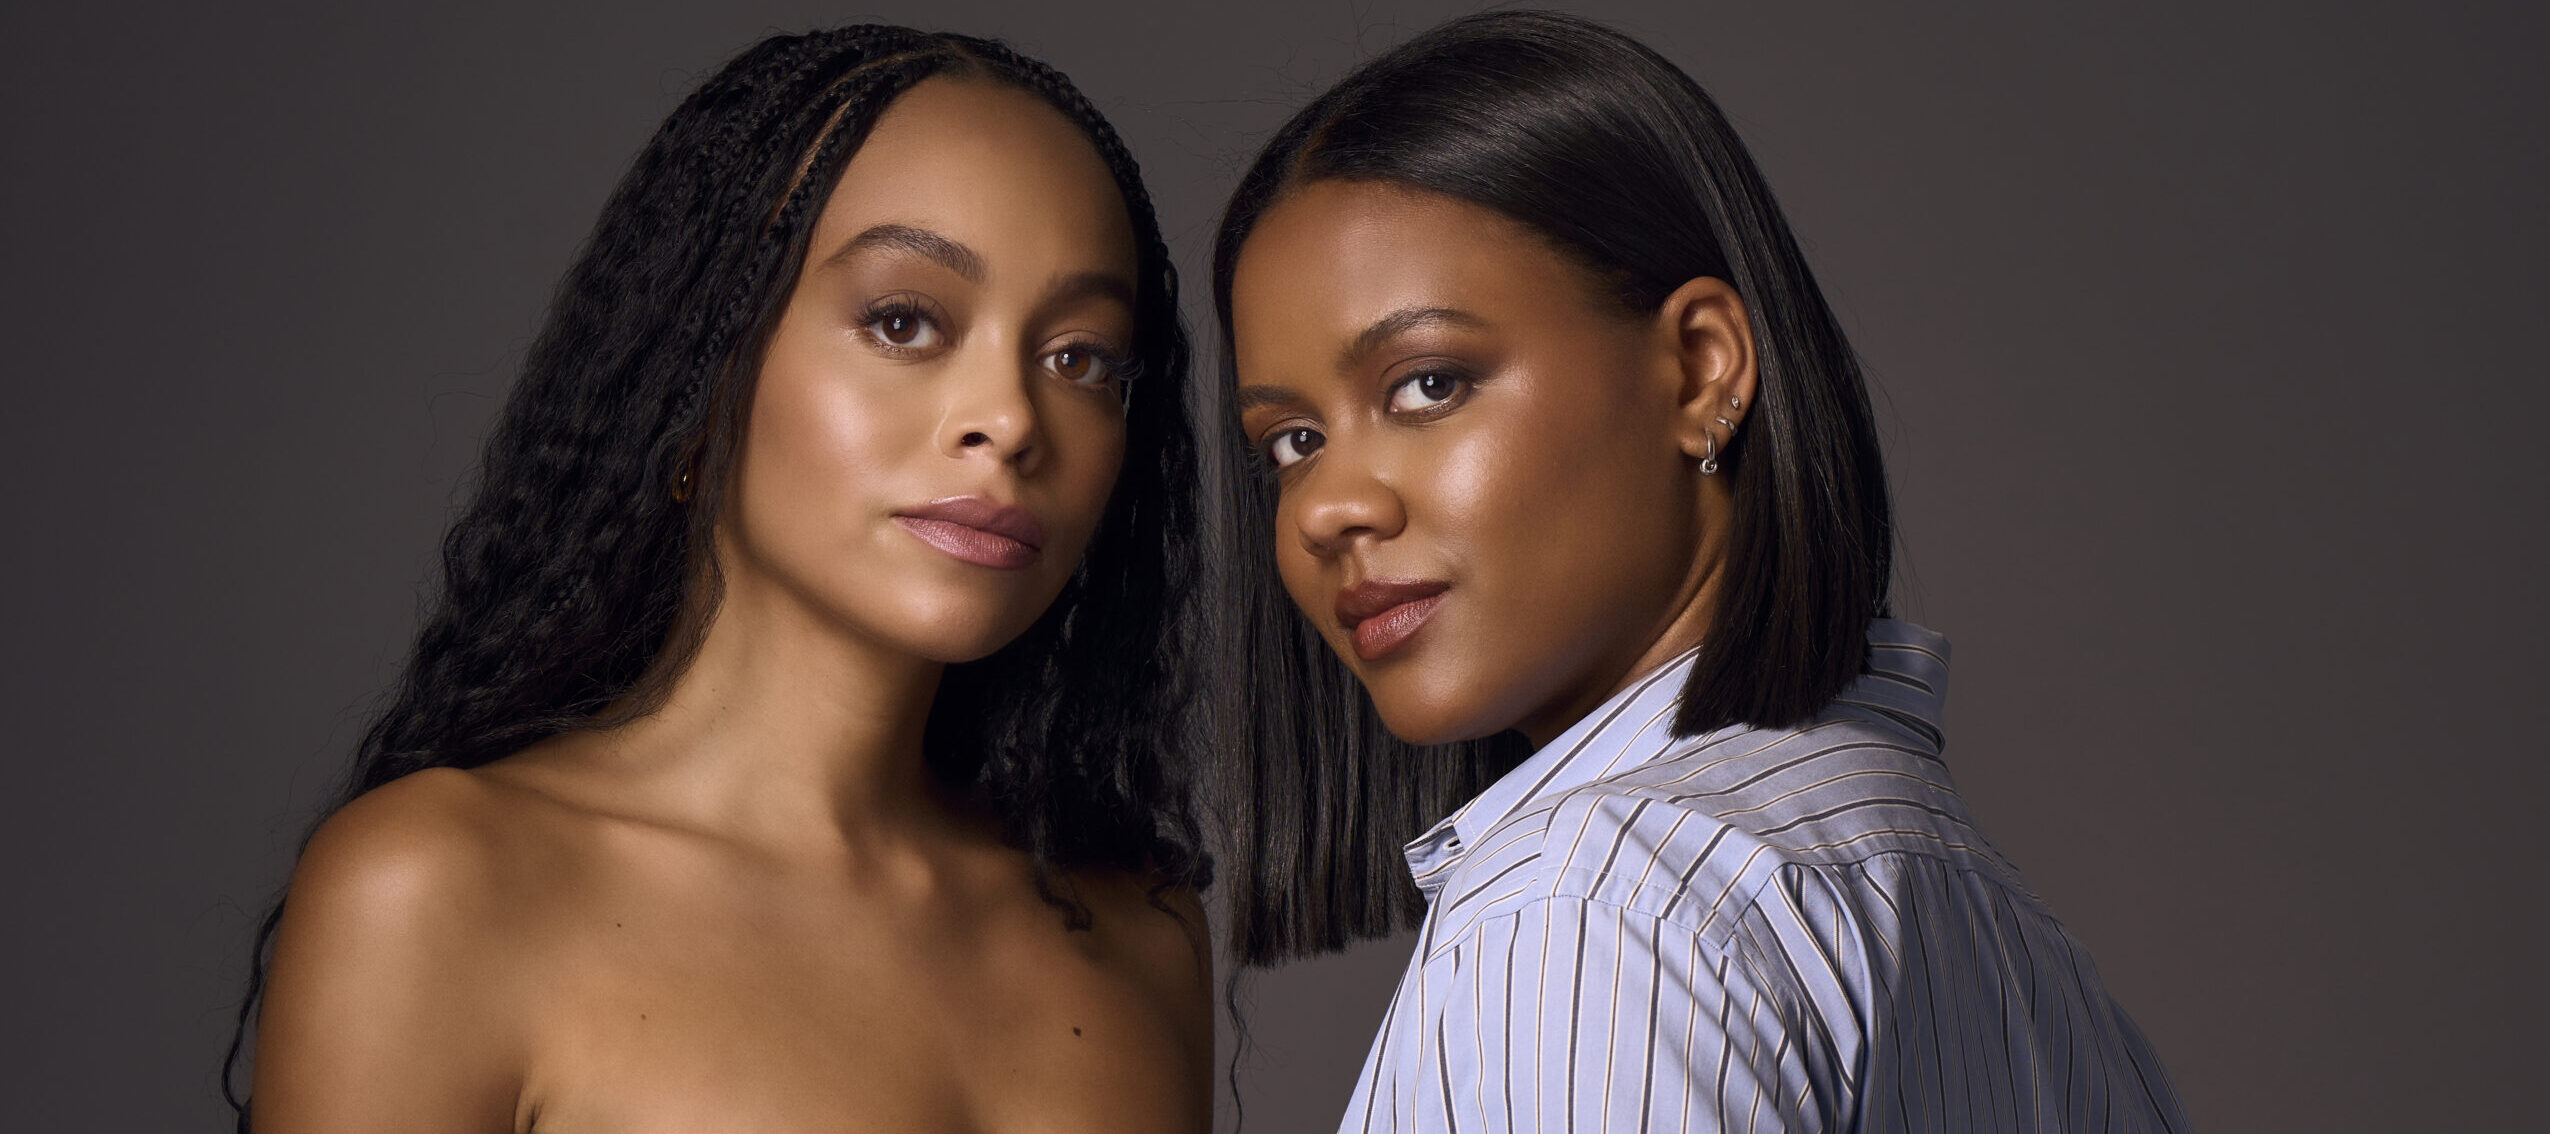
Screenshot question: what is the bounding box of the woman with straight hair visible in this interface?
[1211,10,2186,1132]
[227,26,1211,1133]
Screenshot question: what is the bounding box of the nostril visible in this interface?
[961,431,990,447]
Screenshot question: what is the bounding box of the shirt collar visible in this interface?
[1402,645,1707,897]
[1399,618,1951,897]
[1838,617,1952,731]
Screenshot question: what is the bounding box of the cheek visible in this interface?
[1424,422,1545,545]
[1036,402,1128,556]
[1072,420,1128,504]
[734,343,935,556]
[1422,366,1696,651]
[751,373,899,504]
[1270,497,1326,619]
[1422,373,1646,560]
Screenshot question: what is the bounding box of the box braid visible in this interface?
[224,26,1203,1125]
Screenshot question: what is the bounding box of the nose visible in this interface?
[938,353,1042,474]
[1293,439,1405,559]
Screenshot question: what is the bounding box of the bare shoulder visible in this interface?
[254,767,560,1133]
[291,768,516,917]
[274,763,609,989]
[1072,867,1213,990]
[289,769,573,937]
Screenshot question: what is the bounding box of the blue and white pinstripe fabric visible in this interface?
[1339,620,2188,1133]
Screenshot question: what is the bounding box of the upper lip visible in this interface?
[1334,578,1450,629]
[896,496,1046,549]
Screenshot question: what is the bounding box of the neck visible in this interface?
[585,563,954,857]
[1514,485,1731,749]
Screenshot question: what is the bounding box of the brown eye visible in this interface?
[1267,426,1324,469]
[1053,348,1091,381]
[1042,343,1120,387]
[859,303,943,352]
[1386,370,1464,412]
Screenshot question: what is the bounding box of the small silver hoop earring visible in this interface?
[1700,434,1720,476]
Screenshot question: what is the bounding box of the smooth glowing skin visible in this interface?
[254,79,1209,1134]
[1232,181,1759,747]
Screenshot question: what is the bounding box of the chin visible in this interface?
[1371,699,1507,747]
[897,608,1049,664]
[1359,656,1513,747]
[850,580,1060,664]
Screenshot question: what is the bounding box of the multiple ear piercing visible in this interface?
[1700,393,1743,477]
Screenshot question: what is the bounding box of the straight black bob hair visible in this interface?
[225,25,1205,1122]
[1206,10,1892,965]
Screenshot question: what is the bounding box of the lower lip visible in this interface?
[894,516,1040,570]
[1352,592,1446,661]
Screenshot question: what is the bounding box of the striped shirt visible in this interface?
[1339,619,2187,1133]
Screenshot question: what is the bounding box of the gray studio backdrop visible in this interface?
[3,0,2543,1129]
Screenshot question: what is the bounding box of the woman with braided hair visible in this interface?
[226,26,1211,1133]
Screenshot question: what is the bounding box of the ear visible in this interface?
[1654,277,1759,465]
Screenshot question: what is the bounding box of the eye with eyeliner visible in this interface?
[1039,335,1141,391]
[1262,422,1323,470]
[1384,365,1473,414]
[853,292,950,357]
[1253,359,1480,474]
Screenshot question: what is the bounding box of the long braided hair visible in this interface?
[223,25,1205,1122]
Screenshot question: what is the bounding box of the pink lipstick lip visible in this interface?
[1337,579,1451,662]
[894,496,1045,570]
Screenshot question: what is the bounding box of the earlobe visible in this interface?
[1657,277,1760,466]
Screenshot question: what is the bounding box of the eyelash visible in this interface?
[855,297,942,356]
[1256,426,1323,473]
[1256,367,1473,473]
[1386,368,1467,413]
[1045,337,1143,389]
[853,298,1141,391]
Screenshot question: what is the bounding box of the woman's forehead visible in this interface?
[809,77,1137,284]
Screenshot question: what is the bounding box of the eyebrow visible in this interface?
[823,223,985,283]
[1043,269,1138,313]
[824,224,1138,316]
[1235,384,1304,413]
[1237,306,1489,414]
[1338,306,1486,372]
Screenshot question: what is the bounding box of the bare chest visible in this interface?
[511,876,1206,1134]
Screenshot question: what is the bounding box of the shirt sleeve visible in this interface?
[1422,894,1830,1134]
